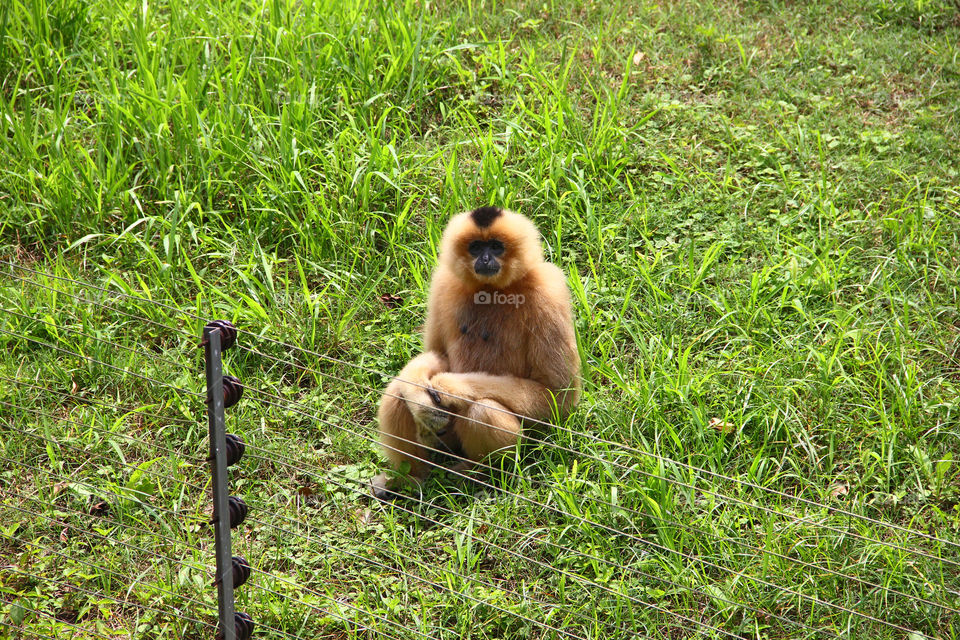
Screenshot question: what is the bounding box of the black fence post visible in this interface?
[204,325,235,639]
[202,320,251,640]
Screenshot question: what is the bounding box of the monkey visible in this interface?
[372,206,580,498]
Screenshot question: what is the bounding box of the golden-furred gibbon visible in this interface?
[372,206,580,498]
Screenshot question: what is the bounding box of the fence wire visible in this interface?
[2,262,957,640]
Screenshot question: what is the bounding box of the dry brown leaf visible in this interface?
[829,483,848,498]
[708,417,735,434]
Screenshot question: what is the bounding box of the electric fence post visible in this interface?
[203,320,253,640]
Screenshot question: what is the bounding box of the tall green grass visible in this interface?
[1,0,959,638]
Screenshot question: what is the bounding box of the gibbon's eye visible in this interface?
[489,239,505,255]
[468,240,485,257]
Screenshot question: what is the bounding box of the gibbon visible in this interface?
[372,206,580,498]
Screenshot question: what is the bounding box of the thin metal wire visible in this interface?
[10,382,722,638]
[0,374,197,425]
[7,458,687,640]
[8,493,411,640]
[243,397,823,638]
[3,376,939,635]
[1,307,188,372]
[9,461,686,640]
[239,351,960,572]
[230,329,960,555]
[5,263,956,633]
[244,515,593,640]
[0,604,116,640]
[0,404,210,494]
[7,467,591,640]
[0,531,212,611]
[7,320,955,585]
[8,260,956,556]
[239,508,743,640]
[0,327,202,399]
[4,262,206,325]
[4,499,202,569]
[5,401,731,637]
[5,270,198,341]
[0,618,58,640]
[263,448,931,640]
[243,388,948,637]
[234,573,434,640]
[1,565,216,632]
[5,365,955,634]
[0,509,427,640]
[0,397,205,465]
[238,379,960,608]
[0,455,209,540]
[7,364,960,613]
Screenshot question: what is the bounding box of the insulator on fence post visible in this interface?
[222,375,244,409]
[224,434,245,466]
[232,556,251,588]
[210,496,248,529]
[213,556,251,589]
[201,320,238,351]
[206,434,245,466]
[205,375,244,409]
[216,612,254,640]
[227,496,248,529]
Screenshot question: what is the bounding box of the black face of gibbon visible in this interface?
[468,239,505,276]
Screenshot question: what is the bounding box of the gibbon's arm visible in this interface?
[421,266,461,356]
[429,371,560,420]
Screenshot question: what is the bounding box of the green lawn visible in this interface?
[1,0,959,638]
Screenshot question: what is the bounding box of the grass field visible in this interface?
[2,0,960,638]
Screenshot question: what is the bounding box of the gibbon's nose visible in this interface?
[475,257,500,276]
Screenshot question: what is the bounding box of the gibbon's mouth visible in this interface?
[474,264,500,277]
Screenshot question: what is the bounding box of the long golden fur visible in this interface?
[372,207,580,496]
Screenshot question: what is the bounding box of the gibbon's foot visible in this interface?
[370,472,422,502]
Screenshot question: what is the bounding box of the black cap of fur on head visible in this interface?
[470,206,503,229]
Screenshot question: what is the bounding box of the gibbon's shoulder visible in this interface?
[526,262,573,303]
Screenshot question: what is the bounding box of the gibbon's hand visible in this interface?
[426,372,474,412]
[403,384,454,435]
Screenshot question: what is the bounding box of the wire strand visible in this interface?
[242,353,960,572]
[230,330,960,555]
[4,401,740,638]
[0,327,202,399]
[8,260,955,556]
[1,565,216,632]
[0,618,59,640]
[0,604,115,640]
[0,374,197,426]
[5,270,198,341]
[1,307,188,373]
[0,510,429,640]
[238,374,960,608]
[241,388,949,637]
[7,370,956,615]
[0,531,212,611]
